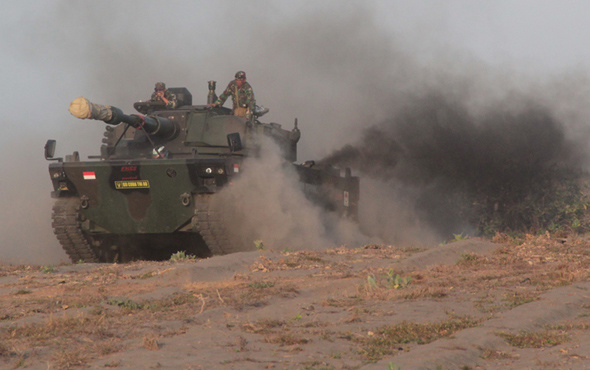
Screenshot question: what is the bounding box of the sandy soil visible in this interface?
[1,235,589,369]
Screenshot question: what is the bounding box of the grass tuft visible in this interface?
[357,317,481,362]
[143,335,160,350]
[498,329,570,348]
[170,251,196,261]
[41,265,55,274]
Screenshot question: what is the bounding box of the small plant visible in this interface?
[456,252,480,266]
[104,361,122,367]
[15,289,32,295]
[366,271,411,290]
[387,363,401,370]
[169,251,196,261]
[367,275,377,289]
[136,271,156,279]
[451,233,469,242]
[385,269,411,289]
[106,298,143,310]
[254,240,264,251]
[291,313,302,322]
[41,265,55,274]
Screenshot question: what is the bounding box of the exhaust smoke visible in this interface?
[322,91,586,242]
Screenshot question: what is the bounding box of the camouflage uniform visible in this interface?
[215,80,256,118]
[150,89,177,109]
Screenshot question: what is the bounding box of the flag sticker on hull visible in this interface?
[83,171,96,180]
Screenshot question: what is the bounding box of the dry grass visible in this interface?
[7,313,105,342]
[498,322,589,349]
[322,296,364,308]
[502,291,540,307]
[356,316,481,362]
[351,234,590,311]
[51,348,86,369]
[498,330,571,348]
[1,234,589,368]
[456,252,484,266]
[142,335,161,351]
[236,336,248,352]
[264,333,310,346]
[240,319,287,334]
[479,347,519,360]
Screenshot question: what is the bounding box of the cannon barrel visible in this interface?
[69,97,177,138]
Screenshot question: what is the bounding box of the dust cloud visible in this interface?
[212,139,369,252]
[0,131,68,265]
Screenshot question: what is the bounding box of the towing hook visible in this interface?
[80,195,90,209]
[180,193,191,207]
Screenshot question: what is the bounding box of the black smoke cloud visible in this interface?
[321,90,585,238]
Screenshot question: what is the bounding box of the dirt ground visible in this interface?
[1,234,589,369]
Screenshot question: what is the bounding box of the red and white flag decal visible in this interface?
[233,163,240,173]
[83,171,96,180]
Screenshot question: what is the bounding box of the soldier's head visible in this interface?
[154,82,166,92]
[234,71,246,87]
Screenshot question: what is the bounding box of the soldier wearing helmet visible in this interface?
[150,82,177,109]
[207,71,256,120]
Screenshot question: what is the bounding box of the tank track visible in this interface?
[51,198,100,263]
[192,194,243,256]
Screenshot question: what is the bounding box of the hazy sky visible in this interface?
[1,1,590,264]
[2,2,590,143]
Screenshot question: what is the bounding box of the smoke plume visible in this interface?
[322,90,587,240]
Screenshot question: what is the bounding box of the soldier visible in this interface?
[207,71,256,119]
[150,82,177,109]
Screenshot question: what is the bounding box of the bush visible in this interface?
[475,169,590,236]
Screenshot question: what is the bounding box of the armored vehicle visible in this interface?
[45,83,359,262]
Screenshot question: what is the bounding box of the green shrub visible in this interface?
[170,251,196,261]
